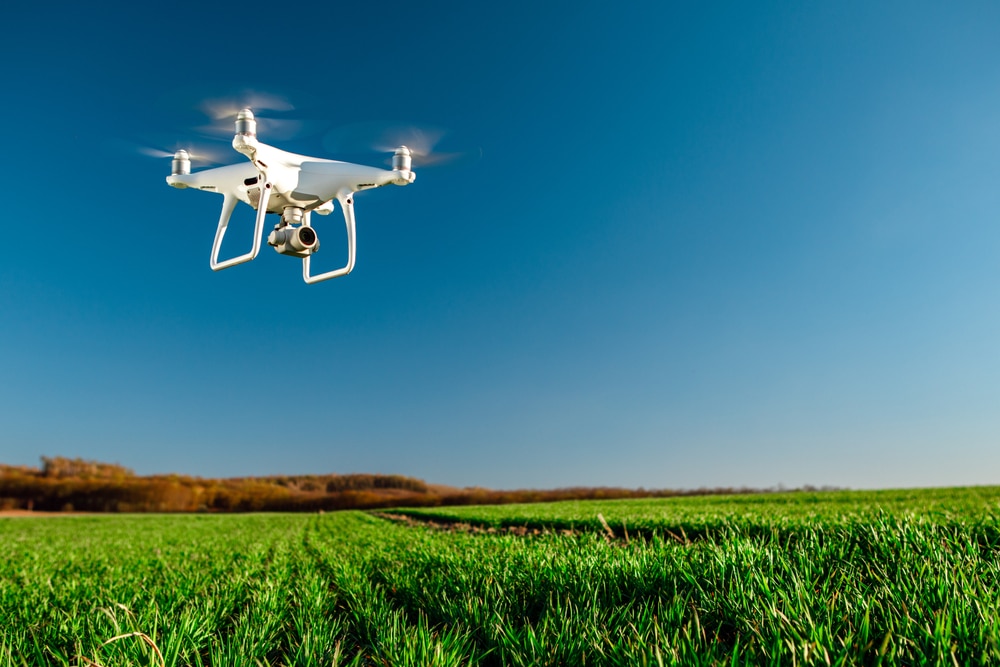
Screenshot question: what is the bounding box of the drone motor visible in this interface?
[171,150,191,177]
[235,108,257,138]
[392,146,412,172]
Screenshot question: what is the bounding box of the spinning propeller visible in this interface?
[195,92,311,141]
[323,122,478,168]
[135,145,229,174]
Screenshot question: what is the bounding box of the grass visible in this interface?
[2,487,1000,665]
[393,486,1000,534]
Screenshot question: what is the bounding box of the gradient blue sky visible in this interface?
[2,2,999,490]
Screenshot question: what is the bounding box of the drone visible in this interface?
[165,109,415,284]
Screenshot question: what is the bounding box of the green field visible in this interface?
[396,486,1000,533]
[2,488,1000,666]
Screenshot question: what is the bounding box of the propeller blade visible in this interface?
[372,126,445,159]
[130,142,230,166]
[324,122,480,168]
[193,90,314,141]
[137,146,175,159]
[200,91,294,121]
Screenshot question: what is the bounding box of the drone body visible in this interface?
[165,109,415,284]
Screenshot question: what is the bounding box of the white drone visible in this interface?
[165,109,415,284]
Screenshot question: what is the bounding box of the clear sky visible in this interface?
[2,2,999,490]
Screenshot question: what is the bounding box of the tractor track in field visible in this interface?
[373,511,784,547]
[375,512,577,536]
[372,511,669,545]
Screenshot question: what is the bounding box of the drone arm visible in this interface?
[303,195,356,284]
[209,183,272,271]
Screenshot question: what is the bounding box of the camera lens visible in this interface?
[298,227,317,246]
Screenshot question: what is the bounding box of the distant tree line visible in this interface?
[0,456,841,513]
[39,456,134,479]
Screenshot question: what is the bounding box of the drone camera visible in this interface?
[268,225,319,258]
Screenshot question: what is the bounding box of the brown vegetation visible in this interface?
[0,457,836,513]
[0,458,441,513]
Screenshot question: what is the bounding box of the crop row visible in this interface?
[2,489,1000,665]
[396,485,1000,534]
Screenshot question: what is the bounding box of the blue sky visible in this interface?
[2,2,999,490]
